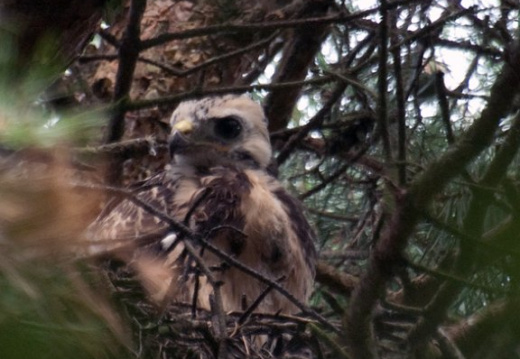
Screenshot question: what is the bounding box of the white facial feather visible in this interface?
[169,95,272,168]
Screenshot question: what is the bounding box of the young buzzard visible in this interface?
[89,95,316,314]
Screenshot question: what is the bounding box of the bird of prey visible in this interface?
[89,95,316,314]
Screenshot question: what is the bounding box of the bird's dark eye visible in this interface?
[214,117,242,140]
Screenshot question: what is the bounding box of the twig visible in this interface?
[435,39,501,58]
[424,212,520,258]
[306,208,358,222]
[98,29,120,48]
[299,163,350,200]
[77,54,119,63]
[139,0,425,51]
[142,32,277,78]
[298,138,374,200]
[276,83,347,166]
[344,39,520,359]
[105,0,146,144]
[104,0,147,186]
[124,76,336,112]
[390,9,407,186]
[198,237,339,333]
[315,261,359,296]
[407,107,520,350]
[263,0,331,132]
[180,239,228,359]
[97,178,229,356]
[378,0,392,164]
[406,261,509,294]
[76,32,281,77]
[191,271,201,319]
[435,72,455,144]
[75,137,167,160]
[390,6,478,51]
[77,182,339,334]
[308,323,351,359]
[237,278,282,325]
[435,328,467,359]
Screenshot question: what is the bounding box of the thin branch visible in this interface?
[406,261,509,295]
[390,6,478,51]
[80,33,275,79]
[299,137,376,200]
[124,76,336,112]
[407,106,520,350]
[344,40,520,359]
[104,0,147,187]
[307,207,358,222]
[323,70,378,100]
[139,0,425,51]
[435,38,501,58]
[98,29,120,48]
[276,83,347,166]
[237,278,281,325]
[105,0,146,144]
[299,163,349,200]
[377,0,392,164]
[435,328,467,359]
[138,32,277,78]
[390,9,407,186]
[77,54,119,63]
[75,137,167,160]
[308,323,352,359]
[198,236,338,333]
[315,261,359,297]
[447,298,520,357]
[77,182,339,334]
[263,0,331,132]
[424,212,520,259]
[182,239,228,359]
[435,72,455,144]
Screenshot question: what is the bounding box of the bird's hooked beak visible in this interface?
[169,119,193,157]
[173,119,193,135]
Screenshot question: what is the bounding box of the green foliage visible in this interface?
[0,262,127,359]
[0,108,104,149]
[0,34,123,359]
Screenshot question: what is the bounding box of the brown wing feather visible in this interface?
[88,173,178,251]
[89,166,316,314]
[272,186,317,277]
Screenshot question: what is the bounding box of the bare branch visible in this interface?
[345,40,520,358]
[76,182,339,334]
[104,0,147,186]
[138,1,425,51]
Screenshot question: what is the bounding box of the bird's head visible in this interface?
[168,95,272,170]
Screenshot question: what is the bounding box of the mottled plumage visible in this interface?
[89,95,316,314]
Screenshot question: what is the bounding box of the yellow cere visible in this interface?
[173,119,193,134]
